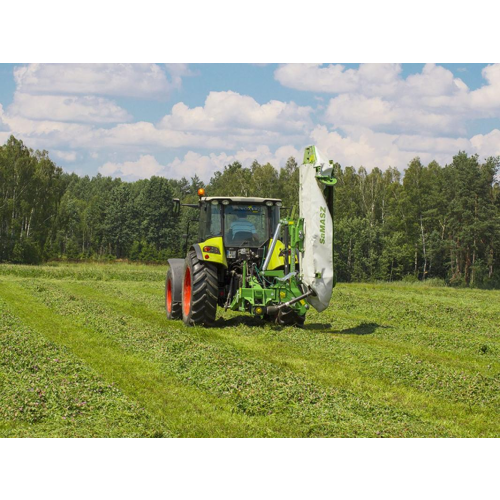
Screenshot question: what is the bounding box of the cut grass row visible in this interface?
[0,296,166,437]
[1,263,498,437]
[0,282,278,437]
[56,280,500,436]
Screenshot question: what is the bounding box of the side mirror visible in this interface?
[172,198,181,216]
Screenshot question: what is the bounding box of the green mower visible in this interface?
[166,145,337,327]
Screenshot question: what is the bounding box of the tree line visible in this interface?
[1,135,499,287]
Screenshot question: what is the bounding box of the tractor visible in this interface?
[166,145,337,327]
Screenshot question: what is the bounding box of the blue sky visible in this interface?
[1,63,499,181]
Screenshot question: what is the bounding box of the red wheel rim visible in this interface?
[183,267,192,317]
[166,279,172,313]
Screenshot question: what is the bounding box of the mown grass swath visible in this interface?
[1,262,498,437]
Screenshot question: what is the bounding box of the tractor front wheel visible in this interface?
[182,250,218,326]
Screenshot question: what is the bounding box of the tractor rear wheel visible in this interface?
[165,268,182,319]
[182,250,218,326]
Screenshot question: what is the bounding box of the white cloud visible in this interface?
[99,152,223,182]
[164,63,194,81]
[311,125,500,170]
[54,125,500,184]
[470,129,500,157]
[169,145,302,181]
[52,150,77,162]
[98,145,302,183]
[0,105,9,140]
[274,63,359,93]
[9,92,131,123]
[324,93,462,135]
[274,63,470,98]
[325,94,395,129]
[1,114,96,149]
[14,63,186,99]
[468,64,500,111]
[3,63,500,182]
[159,91,312,134]
[274,63,403,95]
[99,155,166,181]
[166,151,225,180]
[311,126,387,168]
[276,63,500,136]
[407,64,468,98]
[1,88,311,153]
[0,113,232,152]
[395,135,471,155]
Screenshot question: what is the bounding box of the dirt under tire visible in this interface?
[166,268,182,320]
[182,250,218,326]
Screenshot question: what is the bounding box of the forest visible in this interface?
[1,135,499,287]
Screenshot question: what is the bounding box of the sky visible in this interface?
[1,63,500,182]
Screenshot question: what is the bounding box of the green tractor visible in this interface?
[166,145,337,327]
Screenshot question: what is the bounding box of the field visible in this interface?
[0,262,498,438]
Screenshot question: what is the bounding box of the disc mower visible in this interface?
[166,145,336,326]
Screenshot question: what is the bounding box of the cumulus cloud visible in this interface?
[9,92,131,123]
[0,114,231,152]
[100,155,166,181]
[310,125,499,170]
[166,151,225,180]
[470,129,500,157]
[166,144,301,181]
[324,93,462,135]
[98,145,302,183]
[52,150,77,162]
[95,123,500,184]
[159,91,312,134]
[275,63,403,95]
[3,63,500,181]
[469,64,500,111]
[405,63,468,98]
[99,152,224,182]
[276,63,500,136]
[14,63,187,99]
[1,86,311,155]
[0,104,9,132]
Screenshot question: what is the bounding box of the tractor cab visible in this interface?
[199,197,282,253]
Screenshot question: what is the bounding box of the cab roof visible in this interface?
[201,197,282,203]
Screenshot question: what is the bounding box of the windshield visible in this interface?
[224,204,269,247]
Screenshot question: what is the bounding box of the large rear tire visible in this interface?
[182,250,218,326]
[166,268,182,319]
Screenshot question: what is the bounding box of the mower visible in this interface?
[166,145,336,326]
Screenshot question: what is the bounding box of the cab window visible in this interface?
[224,204,269,247]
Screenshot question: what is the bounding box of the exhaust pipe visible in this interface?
[261,222,281,272]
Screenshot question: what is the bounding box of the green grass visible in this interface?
[0,262,498,437]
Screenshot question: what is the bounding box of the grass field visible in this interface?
[0,262,498,438]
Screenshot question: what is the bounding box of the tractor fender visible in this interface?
[167,258,185,303]
[189,243,228,267]
[189,244,204,262]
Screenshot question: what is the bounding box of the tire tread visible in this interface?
[183,251,218,326]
